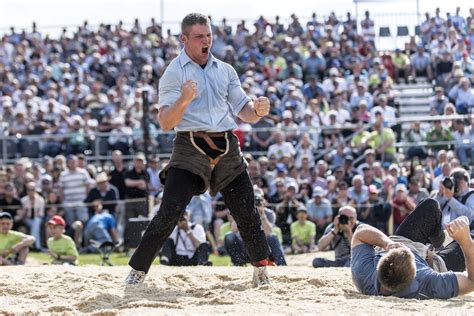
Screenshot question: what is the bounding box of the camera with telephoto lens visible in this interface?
[442,177,455,191]
[255,195,264,207]
[339,214,349,225]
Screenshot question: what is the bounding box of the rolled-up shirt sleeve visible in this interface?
[227,66,251,115]
[157,66,182,110]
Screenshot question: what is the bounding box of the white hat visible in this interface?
[283,110,293,119]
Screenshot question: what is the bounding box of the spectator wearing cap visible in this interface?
[19,181,45,250]
[290,207,316,254]
[277,110,300,144]
[124,152,149,250]
[350,82,373,109]
[408,176,430,204]
[348,175,369,212]
[0,183,22,225]
[83,200,119,253]
[0,212,35,265]
[322,67,347,95]
[306,186,332,241]
[430,86,449,115]
[360,185,392,234]
[59,155,91,226]
[84,172,119,217]
[314,205,359,267]
[46,215,78,265]
[267,131,296,160]
[392,183,416,231]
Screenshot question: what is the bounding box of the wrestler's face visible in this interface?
[181,23,212,66]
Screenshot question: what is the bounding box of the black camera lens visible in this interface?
[339,214,349,225]
[255,195,263,207]
[442,177,454,190]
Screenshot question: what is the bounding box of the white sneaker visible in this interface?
[124,268,146,285]
[252,266,271,287]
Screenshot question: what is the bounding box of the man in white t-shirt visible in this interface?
[267,131,296,160]
[159,211,211,266]
[370,94,397,126]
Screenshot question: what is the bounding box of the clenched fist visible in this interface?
[181,80,198,103]
[254,96,270,118]
[446,216,471,245]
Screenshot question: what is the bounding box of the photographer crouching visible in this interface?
[436,168,474,235]
[313,206,359,268]
[159,211,212,266]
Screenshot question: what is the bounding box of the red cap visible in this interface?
[48,215,66,226]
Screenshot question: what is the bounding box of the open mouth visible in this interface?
[202,46,209,54]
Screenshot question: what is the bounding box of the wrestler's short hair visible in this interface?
[181,13,210,35]
[377,248,416,293]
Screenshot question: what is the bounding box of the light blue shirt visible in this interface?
[158,49,251,132]
[305,198,332,221]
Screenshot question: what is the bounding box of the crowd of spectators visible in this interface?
[1,8,474,265]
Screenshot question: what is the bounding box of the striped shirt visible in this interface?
[59,168,90,203]
[157,49,250,132]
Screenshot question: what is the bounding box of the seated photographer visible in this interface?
[313,206,359,268]
[83,200,119,253]
[0,212,35,265]
[225,194,286,266]
[290,207,316,254]
[351,199,474,299]
[160,211,211,266]
[46,215,79,265]
[436,168,474,234]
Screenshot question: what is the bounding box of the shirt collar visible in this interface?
[179,48,218,69]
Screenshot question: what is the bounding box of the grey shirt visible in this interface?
[323,223,356,261]
[351,244,458,299]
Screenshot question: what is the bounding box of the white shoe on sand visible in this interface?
[124,268,146,285]
[252,266,271,287]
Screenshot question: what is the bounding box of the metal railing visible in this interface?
[0,113,472,164]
